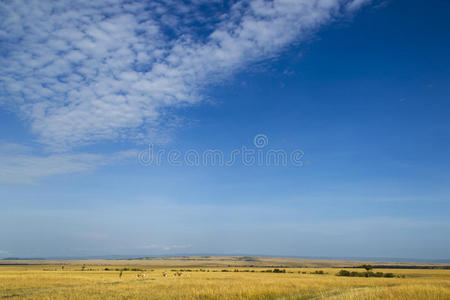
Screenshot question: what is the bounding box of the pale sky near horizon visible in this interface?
[1,0,450,259]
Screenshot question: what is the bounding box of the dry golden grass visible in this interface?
[1,258,449,299]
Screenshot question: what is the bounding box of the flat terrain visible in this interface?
[1,256,449,299]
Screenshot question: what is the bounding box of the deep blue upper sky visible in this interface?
[0,0,449,259]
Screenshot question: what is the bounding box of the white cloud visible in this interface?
[0,141,33,153]
[0,0,372,149]
[346,0,372,11]
[0,142,137,184]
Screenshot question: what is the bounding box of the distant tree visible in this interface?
[361,264,373,272]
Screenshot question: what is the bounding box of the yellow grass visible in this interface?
[0,258,449,299]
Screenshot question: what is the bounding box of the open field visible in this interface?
[1,257,449,299]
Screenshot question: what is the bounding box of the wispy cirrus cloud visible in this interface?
[346,0,372,11]
[0,0,372,149]
[0,142,137,184]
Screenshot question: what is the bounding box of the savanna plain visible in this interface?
[1,256,449,299]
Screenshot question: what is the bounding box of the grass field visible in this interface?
[1,257,449,299]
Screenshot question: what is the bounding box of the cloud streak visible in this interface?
[0,0,371,149]
[0,142,137,184]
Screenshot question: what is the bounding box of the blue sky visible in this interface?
[1,0,449,260]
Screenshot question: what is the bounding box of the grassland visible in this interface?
[1,256,449,299]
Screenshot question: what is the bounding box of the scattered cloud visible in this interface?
[0,142,137,184]
[0,0,372,149]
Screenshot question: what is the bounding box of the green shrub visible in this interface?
[336,270,351,276]
[272,268,286,273]
[336,269,397,278]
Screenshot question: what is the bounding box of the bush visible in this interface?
[336,269,397,278]
[337,270,351,276]
[272,268,286,273]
